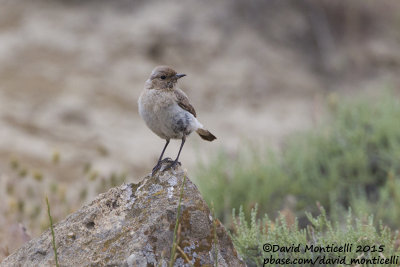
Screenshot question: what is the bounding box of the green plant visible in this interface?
[195,93,400,227]
[46,197,59,267]
[232,205,400,266]
[169,175,187,267]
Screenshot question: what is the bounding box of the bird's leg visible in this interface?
[164,135,186,171]
[152,139,170,176]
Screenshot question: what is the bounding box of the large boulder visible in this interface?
[1,164,245,267]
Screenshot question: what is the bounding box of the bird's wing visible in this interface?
[174,88,197,117]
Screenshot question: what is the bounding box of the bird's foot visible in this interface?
[152,157,183,176]
[160,157,173,163]
[152,158,175,176]
[163,160,181,172]
[152,161,162,176]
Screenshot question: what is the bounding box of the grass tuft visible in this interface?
[232,205,400,266]
[169,175,187,267]
[46,196,59,267]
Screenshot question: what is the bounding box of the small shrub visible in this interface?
[195,93,400,227]
[232,205,400,267]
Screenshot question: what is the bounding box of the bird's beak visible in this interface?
[175,73,186,79]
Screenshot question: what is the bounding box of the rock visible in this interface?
[1,164,245,267]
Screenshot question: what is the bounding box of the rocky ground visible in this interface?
[1,163,245,267]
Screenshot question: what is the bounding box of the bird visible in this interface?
[138,66,216,176]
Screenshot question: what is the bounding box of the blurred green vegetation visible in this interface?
[232,205,400,267]
[195,92,400,228]
[3,91,400,263]
[2,154,127,236]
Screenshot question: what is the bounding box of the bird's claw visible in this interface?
[160,157,173,163]
[164,160,181,171]
[152,158,175,176]
[152,162,162,176]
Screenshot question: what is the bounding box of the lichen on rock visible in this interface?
[1,163,245,267]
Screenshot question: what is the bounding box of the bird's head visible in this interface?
[146,66,186,90]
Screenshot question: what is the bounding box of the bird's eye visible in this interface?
[160,75,166,80]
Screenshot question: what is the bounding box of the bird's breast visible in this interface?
[139,90,178,139]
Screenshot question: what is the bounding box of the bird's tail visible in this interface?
[196,128,217,141]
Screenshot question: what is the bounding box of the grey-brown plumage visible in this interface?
[138,66,216,175]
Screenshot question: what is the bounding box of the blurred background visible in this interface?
[1,0,400,260]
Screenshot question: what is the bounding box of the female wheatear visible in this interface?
[138,66,216,175]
